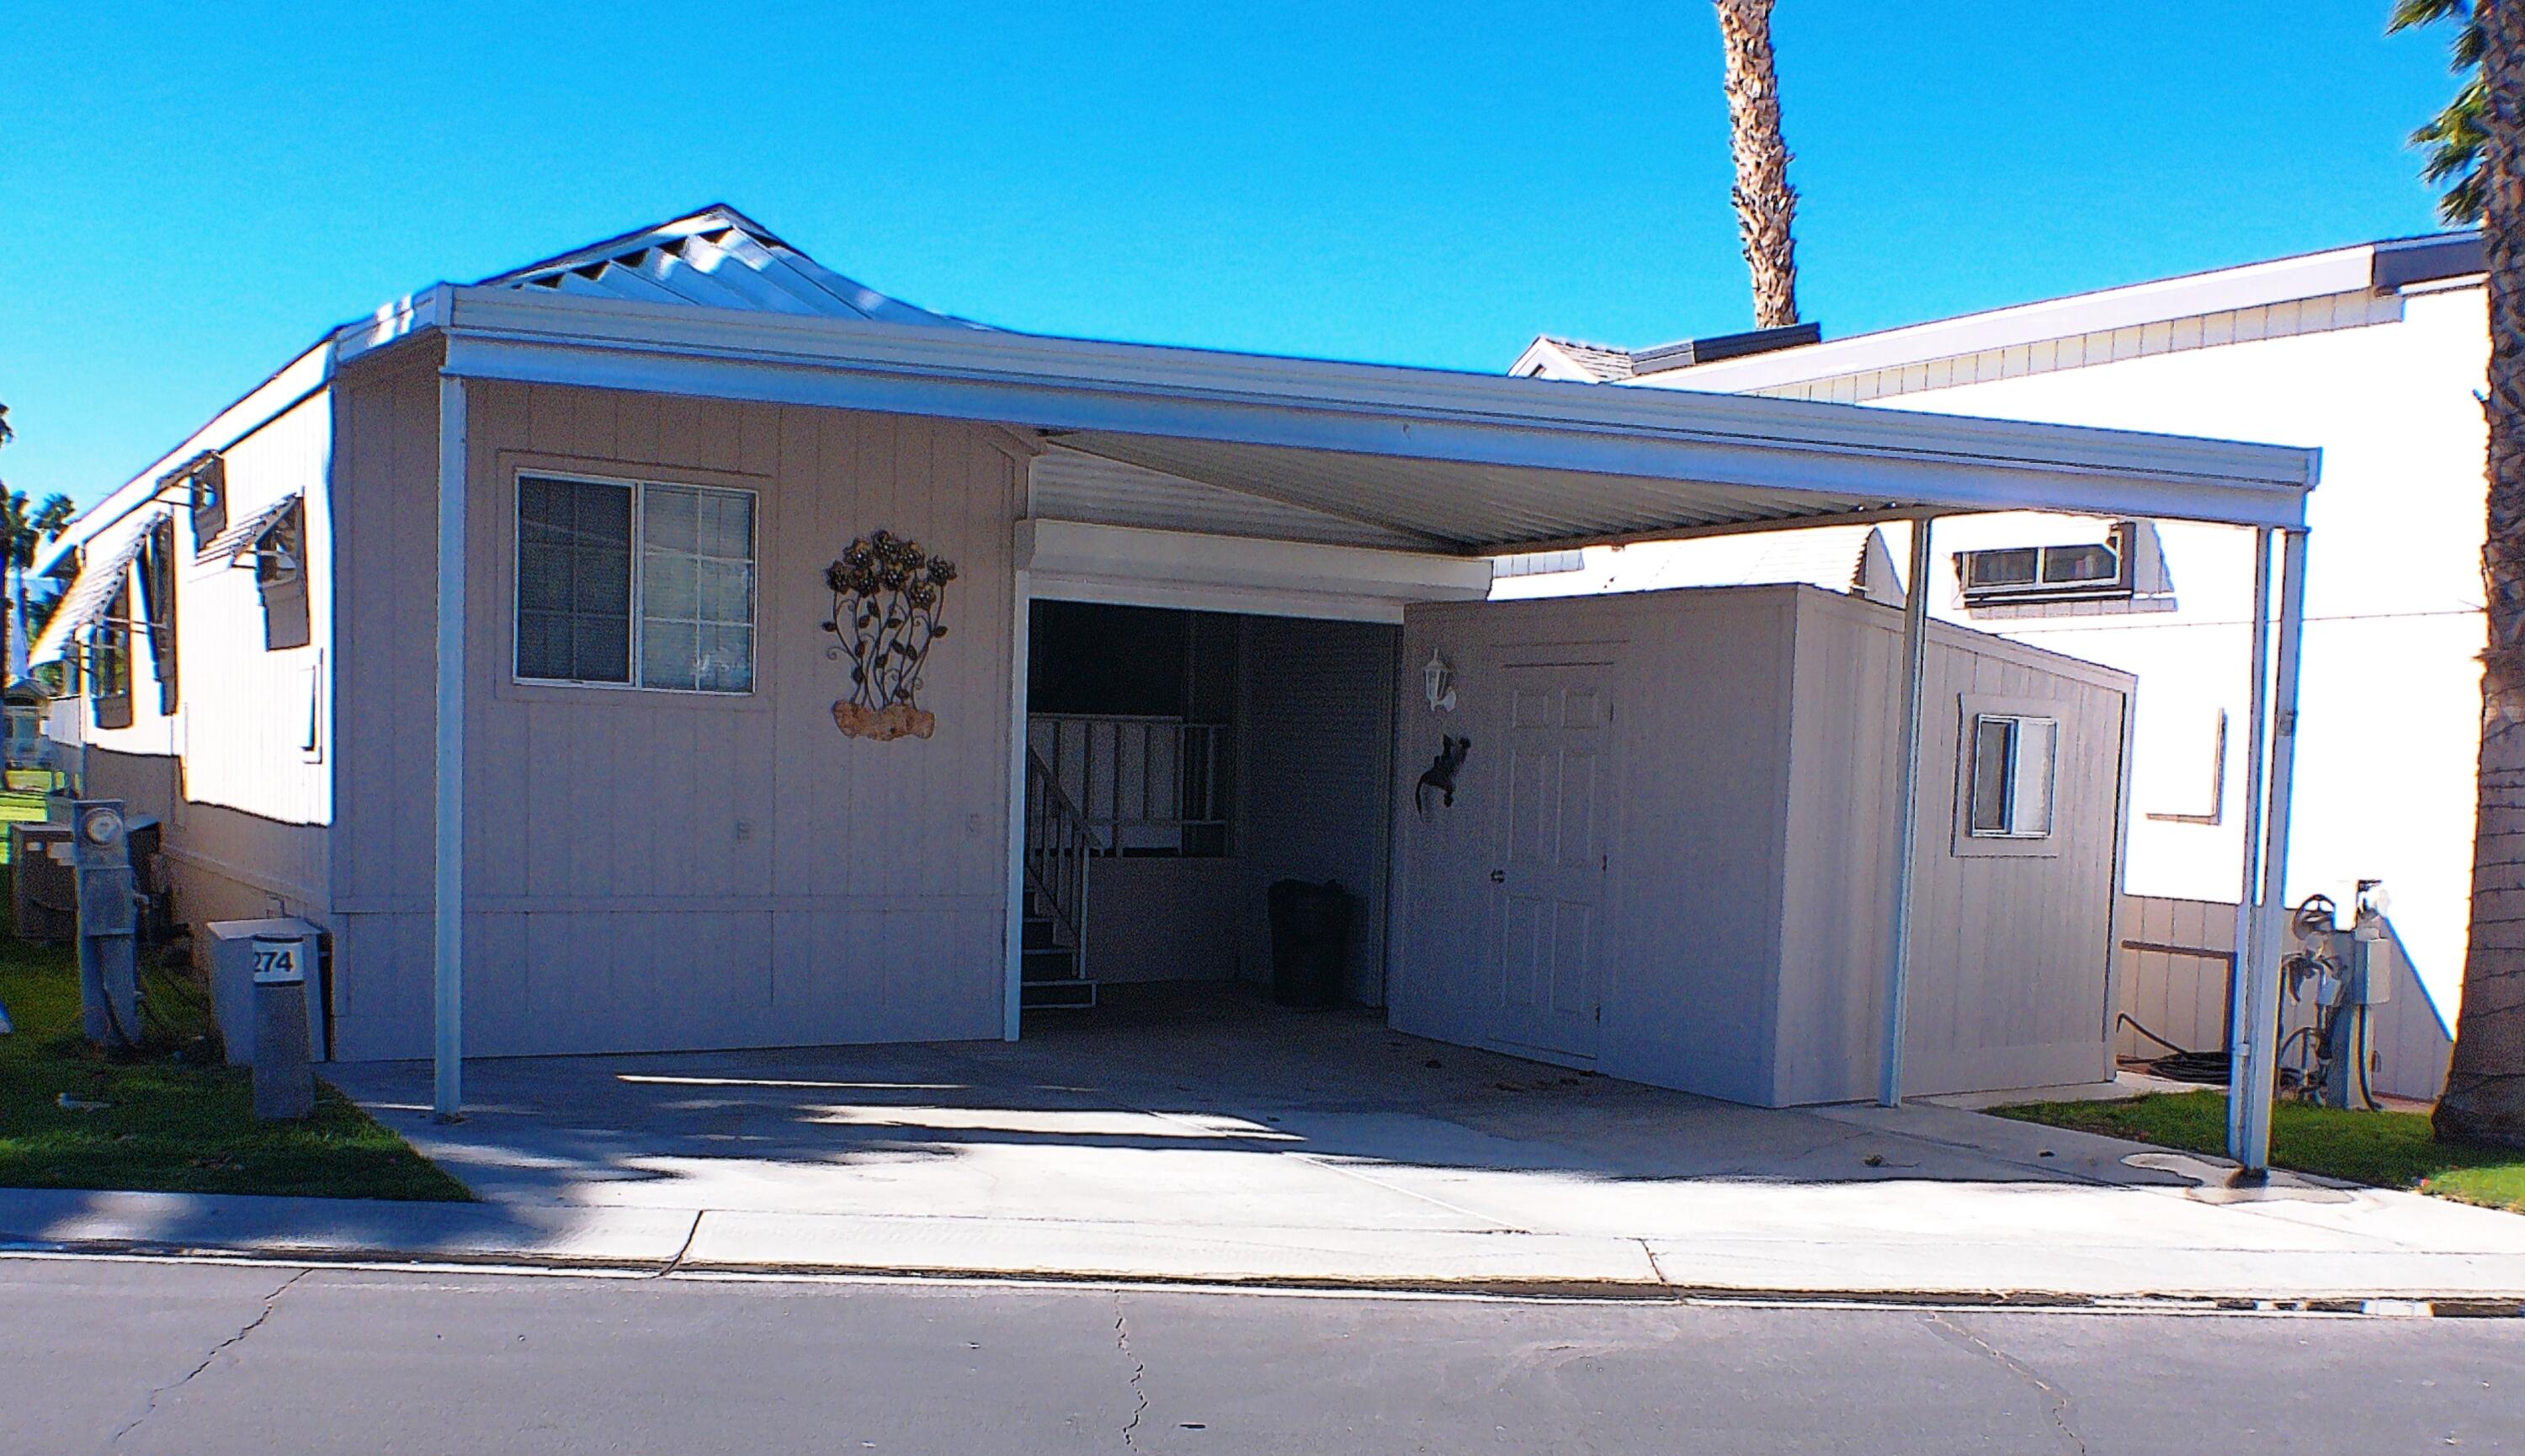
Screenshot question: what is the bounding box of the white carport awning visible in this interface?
[352,286,2319,548]
[29,505,167,667]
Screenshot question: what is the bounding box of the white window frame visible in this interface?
[1955,523,2135,606]
[511,470,760,697]
[1953,696,2065,858]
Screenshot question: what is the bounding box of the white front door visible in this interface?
[1490,662,1612,1061]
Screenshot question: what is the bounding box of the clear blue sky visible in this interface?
[0,2,2469,510]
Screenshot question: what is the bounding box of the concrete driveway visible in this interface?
[299,984,2525,1299]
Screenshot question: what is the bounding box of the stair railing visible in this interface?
[1023,745,1096,970]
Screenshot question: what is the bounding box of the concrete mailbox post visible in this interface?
[249,933,315,1120]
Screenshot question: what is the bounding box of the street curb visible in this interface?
[8,1235,2525,1316]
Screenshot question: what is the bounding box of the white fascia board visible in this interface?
[35,341,338,577]
[1017,518,1492,620]
[1648,245,2383,395]
[38,285,453,577]
[433,288,2316,530]
[1028,575,1417,624]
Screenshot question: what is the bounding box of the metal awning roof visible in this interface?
[199,492,300,561]
[29,505,166,666]
[47,207,2320,586]
[332,284,2316,548]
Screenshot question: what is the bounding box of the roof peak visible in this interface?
[476,205,983,330]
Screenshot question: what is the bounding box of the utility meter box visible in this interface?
[7,822,76,943]
[206,918,328,1065]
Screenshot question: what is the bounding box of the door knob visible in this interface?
[1488,869,1506,885]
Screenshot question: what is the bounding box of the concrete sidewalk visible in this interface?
[9,991,2525,1302]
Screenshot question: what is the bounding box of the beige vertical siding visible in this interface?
[1392,584,2127,1108]
[1393,587,1799,1104]
[1775,592,2132,1103]
[327,363,1025,1059]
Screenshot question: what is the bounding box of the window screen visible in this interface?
[638,484,756,693]
[140,516,178,713]
[90,582,134,731]
[2041,542,2119,584]
[516,476,633,683]
[1963,548,2039,589]
[255,499,312,651]
[514,475,754,693]
[1968,714,2057,838]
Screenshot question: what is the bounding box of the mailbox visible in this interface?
[206,918,328,1065]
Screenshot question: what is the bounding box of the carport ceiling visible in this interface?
[1051,432,1943,554]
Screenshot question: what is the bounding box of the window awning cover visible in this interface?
[29,505,168,667]
[199,492,301,562]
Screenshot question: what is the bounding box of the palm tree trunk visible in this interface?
[1714,0,1800,329]
[2441,0,2525,1149]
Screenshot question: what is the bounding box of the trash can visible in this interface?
[1266,879,1353,1009]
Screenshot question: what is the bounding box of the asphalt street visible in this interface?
[3,1255,2520,1455]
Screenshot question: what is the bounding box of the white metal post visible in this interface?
[1879,516,1935,1108]
[432,372,468,1120]
[2235,529,2309,1175]
[2225,528,2273,1157]
[1002,566,1031,1042]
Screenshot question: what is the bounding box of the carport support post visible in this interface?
[1002,566,1031,1042]
[1879,516,1936,1108]
[432,371,467,1121]
[2234,529,2310,1175]
[2225,528,2274,1158]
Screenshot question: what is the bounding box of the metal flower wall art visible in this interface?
[823,530,958,741]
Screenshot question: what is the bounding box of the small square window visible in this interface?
[1968,714,2055,839]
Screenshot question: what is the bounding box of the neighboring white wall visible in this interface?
[1623,284,2487,1035]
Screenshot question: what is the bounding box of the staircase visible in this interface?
[1021,746,1098,1011]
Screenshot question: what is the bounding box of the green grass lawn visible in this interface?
[1995,1089,2525,1214]
[0,775,50,862]
[0,876,470,1201]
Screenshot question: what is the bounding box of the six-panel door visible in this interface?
[1490,663,1613,1061]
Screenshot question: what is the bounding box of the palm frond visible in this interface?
[2391,0,2487,225]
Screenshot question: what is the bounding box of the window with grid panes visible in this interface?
[513,475,755,693]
